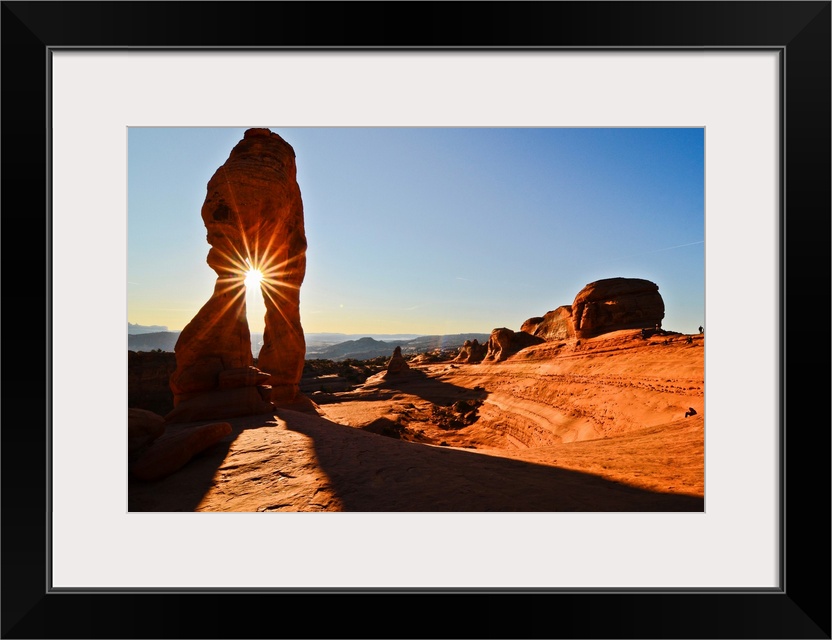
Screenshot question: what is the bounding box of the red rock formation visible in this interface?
[218,366,272,390]
[519,280,664,343]
[572,277,664,338]
[455,339,487,363]
[520,306,576,341]
[130,422,233,482]
[484,328,513,362]
[384,346,410,376]
[520,316,545,335]
[483,328,544,362]
[167,128,309,422]
[128,408,166,461]
[128,351,176,416]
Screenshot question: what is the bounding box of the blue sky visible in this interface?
[128,127,704,335]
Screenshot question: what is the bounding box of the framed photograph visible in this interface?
[3,2,829,638]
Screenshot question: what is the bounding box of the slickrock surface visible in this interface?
[129,329,704,512]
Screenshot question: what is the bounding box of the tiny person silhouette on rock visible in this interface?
[685,407,697,418]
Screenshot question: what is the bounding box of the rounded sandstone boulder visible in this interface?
[130,421,233,482]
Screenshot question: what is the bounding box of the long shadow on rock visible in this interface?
[128,409,703,512]
[281,409,703,512]
[127,414,273,512]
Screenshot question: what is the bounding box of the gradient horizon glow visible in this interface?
[128,127,704,336]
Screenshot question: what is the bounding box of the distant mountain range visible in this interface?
[128,322,169,334]
[127,331,180,352]
[307,334,491,361]
[300,332,423,343]
[127,324,489,360]
[127,330,263,355]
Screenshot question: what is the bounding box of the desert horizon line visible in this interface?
[128,323,494,337]
[128,323,703,336]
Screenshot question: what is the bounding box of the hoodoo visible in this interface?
[384,346,410,377]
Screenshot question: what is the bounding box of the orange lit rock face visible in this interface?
[167,128,308,422]
[572,277,664,339]
[520,306,575,341]
[484,327,544,362]
[454,338,487,363]
[518,279,665,344]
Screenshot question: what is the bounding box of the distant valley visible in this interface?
[305,333,491,360]
[127,324,489,360]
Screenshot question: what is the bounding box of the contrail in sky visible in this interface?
[606,240,704,263]
[648,240,704,253]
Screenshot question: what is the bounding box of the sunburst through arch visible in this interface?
[235,250,305,358]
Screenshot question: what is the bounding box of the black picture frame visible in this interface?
[2,2,829,638]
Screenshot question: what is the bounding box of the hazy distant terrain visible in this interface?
[128,322,169,335]
[127,324,489,359]
[127,331,179,352]
[307,334,491,360]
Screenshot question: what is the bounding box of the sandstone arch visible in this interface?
[166,128,310,423]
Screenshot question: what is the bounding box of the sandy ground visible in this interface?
[129,330,704,512]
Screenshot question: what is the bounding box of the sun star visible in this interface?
[244,267,264,290]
